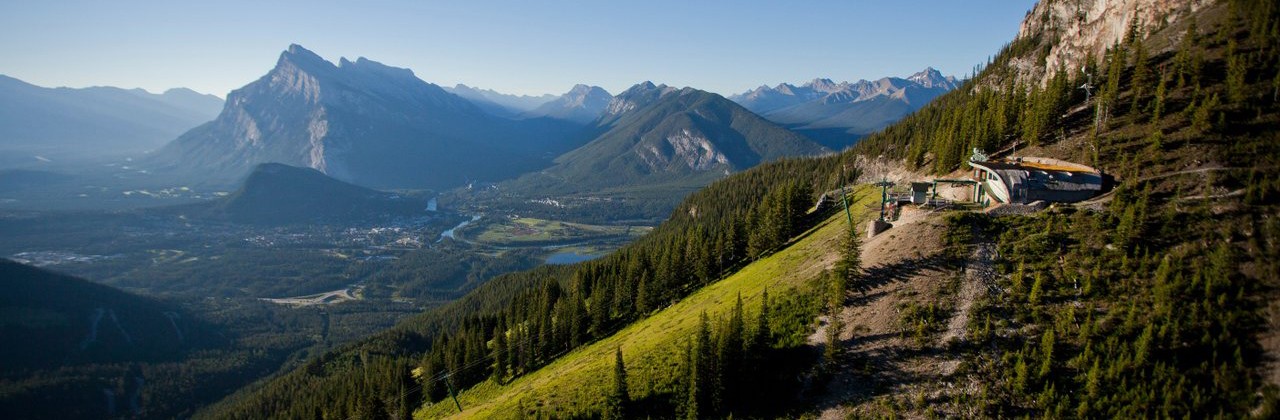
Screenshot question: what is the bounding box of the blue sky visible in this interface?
[0,0,1038,98]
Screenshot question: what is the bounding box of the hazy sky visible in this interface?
[0,0,1038,98]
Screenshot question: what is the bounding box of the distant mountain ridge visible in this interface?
[443,84,556,117]
[146,44,585,189]
[729,68,958,149]
[0,75,222,160]
[505,82,829,195]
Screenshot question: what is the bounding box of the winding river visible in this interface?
[437,215,481,243]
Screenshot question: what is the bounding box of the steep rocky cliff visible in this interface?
[1013,0,1212,85]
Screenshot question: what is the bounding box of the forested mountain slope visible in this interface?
[830,0,1280,416]
[196,150,863,418]
[193,0,1280,418]
[211,163,426,225]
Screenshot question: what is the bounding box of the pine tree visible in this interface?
[1191,93,1220,132]
[1226,40,1248,104]
[695,312,717,416]
[1038,329,1055,378]
[604,347,629,420]
[1028,272,1044,306]
[635,271,651,314]
[751,288,771,351]
[717,293,746,411]
[589,281,610,337]
[1151,72,1167,123]
[1013,353,1029,394]
[397,372,413,420]
[684,338,699,420]
[491,326,508,383]
[1130,30,1150,113]
[835,225,862,292]
[353,394,389,420]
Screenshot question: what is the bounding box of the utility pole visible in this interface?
[443,373,463,413]
[839,165,853,228]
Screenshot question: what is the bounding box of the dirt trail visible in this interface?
[941,242,996,347]
[810,207,997,419]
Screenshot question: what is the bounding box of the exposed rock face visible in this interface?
[602,81,679,119]
[652,129,731,172]
[147,45,582,189]
[1014,0,1210,85]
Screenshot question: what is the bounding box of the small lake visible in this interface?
[545,251,600,265]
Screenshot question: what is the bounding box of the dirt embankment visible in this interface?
[808,206,998,418]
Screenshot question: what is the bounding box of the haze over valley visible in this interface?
[2,0,1278,418]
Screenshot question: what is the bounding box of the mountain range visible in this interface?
[145,44,586,189]
[505,82,829,195]
[443,84,557,118]
[729,68,958,149]
[0,75,222,161]
[143,44,838,198]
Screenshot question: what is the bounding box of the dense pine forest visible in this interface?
[191,0,1280,418]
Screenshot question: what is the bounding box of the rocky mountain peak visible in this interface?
[806,78,843,93]
[1014,0,1211,86]
[907,67,957,89]
[278,44,332,71]
[606,81,672,116]
[520,84,613,123]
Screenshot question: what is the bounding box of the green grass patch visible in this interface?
[419,187,878,419]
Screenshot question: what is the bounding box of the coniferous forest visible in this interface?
[3,0,1279,418]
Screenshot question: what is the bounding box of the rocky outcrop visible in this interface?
[1014,0,1211,85]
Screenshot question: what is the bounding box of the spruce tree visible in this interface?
[835,225,862,293]
[717,294,746,411]
[751,288,771,352]
[491,326,508,383]
[1226,40,1248,104]
[693,312,716,416]
[635,272,651,314]
[683,339,698,420]
[605,347,629,420]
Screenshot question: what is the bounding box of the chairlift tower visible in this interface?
[1079,67,1094,103]
[873,178,894,221]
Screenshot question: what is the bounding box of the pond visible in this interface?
[545,251,600,265]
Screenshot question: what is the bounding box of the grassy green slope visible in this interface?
[419,187,876,418]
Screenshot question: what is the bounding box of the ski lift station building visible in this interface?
[969,156,1103,204]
